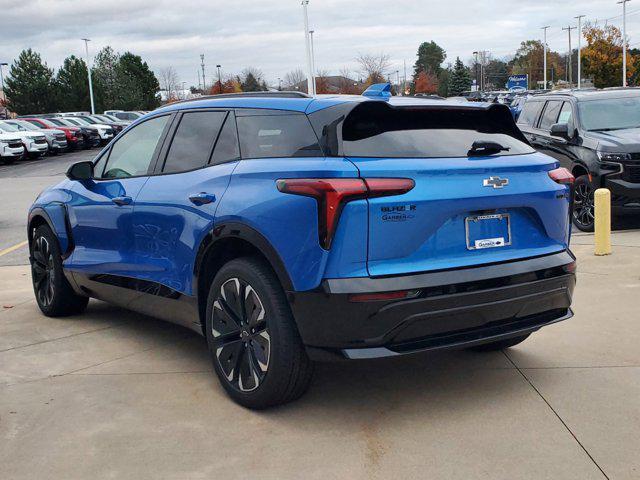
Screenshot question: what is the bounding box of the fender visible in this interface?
[193,221,294,292]
[28,204,74,259]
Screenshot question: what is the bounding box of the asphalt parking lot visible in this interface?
[1,151,640,479]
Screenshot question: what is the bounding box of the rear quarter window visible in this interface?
[517,101,544,127]
[236,114,322,159]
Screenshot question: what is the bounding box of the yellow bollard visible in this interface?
[594,188,612,256]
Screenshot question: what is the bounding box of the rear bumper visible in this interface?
[289,250,576,360]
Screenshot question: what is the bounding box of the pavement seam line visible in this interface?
[502,350,610,480]
[0,323,124,353]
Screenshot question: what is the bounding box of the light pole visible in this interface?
[309,30,317,95]
[200,54,206,92]
[216,64,222,93]
[278,77,282,91]
[473,51,479,91]
[0,62,7,117]
[301,1,315,95]
[575,16,585,89]
[395,70,400,91]
[541,26,550,89]
[618,0,632,87]
[562,25,577,85]
[81,39,95,114]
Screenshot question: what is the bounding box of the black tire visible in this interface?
[470,333,531,352]
[572,175,595,232]
[205,257,313,409]
[30,225,89,317]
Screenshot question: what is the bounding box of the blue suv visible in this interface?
[28,86,577,409]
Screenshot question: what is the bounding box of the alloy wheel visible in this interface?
[573,182,594,229]
[211,278,271,392]
[31,236,55,307]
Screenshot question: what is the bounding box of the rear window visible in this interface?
[339,103,533,158]
[236,114,322,159]
[517,101,544,127]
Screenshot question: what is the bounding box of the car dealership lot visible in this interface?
[1,152,640,479]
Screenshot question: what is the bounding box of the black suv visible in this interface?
[517,89,640,231]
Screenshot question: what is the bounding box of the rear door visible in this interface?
[341,103,570,277]
[131,109,240,295]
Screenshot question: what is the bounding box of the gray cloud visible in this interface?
[3,0,639,87]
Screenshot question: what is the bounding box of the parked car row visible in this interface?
[0,111,143,164]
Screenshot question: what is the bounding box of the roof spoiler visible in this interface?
[362,83,392,99]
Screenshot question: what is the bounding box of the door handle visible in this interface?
[189,192,216,206]
[112,196,132,206]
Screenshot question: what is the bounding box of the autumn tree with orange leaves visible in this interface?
[414,71,438,94]
[583,23,636,88]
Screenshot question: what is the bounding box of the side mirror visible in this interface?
[66,161,94,181]
[550,123,570,140]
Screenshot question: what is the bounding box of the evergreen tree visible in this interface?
[92,46,120,112]
[117,52,160,110]
[4,49,57,114]
[56,55,93,112]
[448,57,472,96]
[413,41,446,77]
[241,73,261,92]
[437,67,451,97]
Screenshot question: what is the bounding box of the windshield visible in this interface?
[10,121,38,131]
[66,118,88,126]
[579,96,640,131]
[79,116,98,124]
[0,122,19,133]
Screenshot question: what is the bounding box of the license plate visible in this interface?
[465,213,511,250]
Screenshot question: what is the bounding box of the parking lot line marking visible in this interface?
[0,240,28,257]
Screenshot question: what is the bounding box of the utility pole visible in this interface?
[618,0,632,87]
[216,64,222,93]
[541,26,550,89]
[395,70,400,93]
[301,1,315,96]
[562,25,577,85]
[473,51,479,91]
[309,30,317,95]
[81,39,95,114]
[575,16,585,89]
[0,62,7,96]
[200,54,206,92]
[278,77,282,91]
[197,70,202,92]
[403,60,407,96]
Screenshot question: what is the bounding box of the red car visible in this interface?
[21,118,85,150]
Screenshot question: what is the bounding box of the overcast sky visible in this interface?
[3,0,640,88]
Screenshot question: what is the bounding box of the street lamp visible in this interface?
[278,77,282,91]
[216,65,222,93]
[200,54,206,91]
[618,0,632,87]
[81,39,95,114]
[309,30,317,95]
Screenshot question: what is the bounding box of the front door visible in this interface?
[67,114,172,277]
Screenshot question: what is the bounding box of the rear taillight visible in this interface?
[548,167,574,185]
[349,290,421,303]
[276,177,414,249]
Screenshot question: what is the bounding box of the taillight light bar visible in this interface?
[548,167,574,185]
[276,177,415,249]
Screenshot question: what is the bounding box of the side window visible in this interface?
[557,102,575,132]
[101,115,169,179]
[539,101,563,131]
[211,113,240,165]
[236,114,322,159]
[162,111,226,174]
[517,101,544,127]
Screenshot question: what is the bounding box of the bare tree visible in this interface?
[159,67,179,98]
[355,53,391,84]
[337,67,358,94]
[284,68,306,90]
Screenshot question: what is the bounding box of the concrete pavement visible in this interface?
[1,238,640,479]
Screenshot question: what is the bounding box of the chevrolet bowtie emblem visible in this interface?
[483,176,509,189]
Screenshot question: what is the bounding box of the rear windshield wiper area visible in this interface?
[467,141,511,157]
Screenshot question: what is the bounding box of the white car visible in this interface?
[0,132,25,164]
[62,117,114,144]
[4,120,68,154]
[0,121,48,159]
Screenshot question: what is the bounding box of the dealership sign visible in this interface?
[507,74,528,91]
